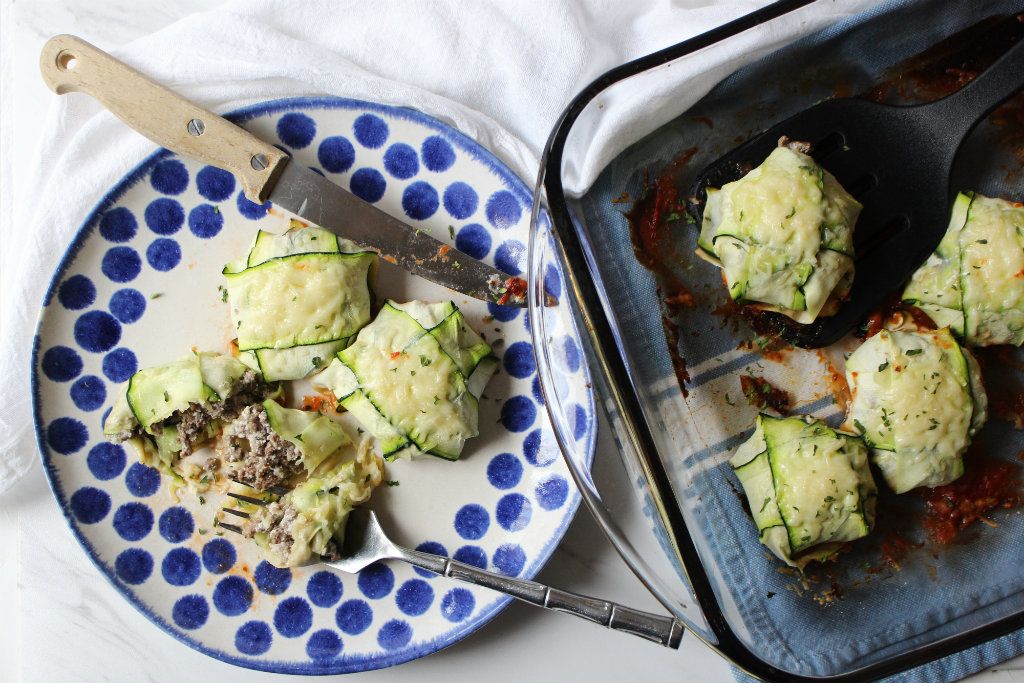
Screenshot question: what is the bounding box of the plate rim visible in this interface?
[30,95,597,675]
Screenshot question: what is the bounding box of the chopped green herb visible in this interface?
[311,356,323,368]
[163,391,170,402]
[198,495,206,505]
[448,225,456,240]
[385,480,400,487]
[420,355,432,367]
[878,361,889,372]
[150,292,164,300]
[665,212,681,222]
[905,349,923,356]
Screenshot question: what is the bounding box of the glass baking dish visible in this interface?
[528,0,1024,680]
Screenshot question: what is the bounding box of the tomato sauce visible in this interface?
[921,456,1021,544]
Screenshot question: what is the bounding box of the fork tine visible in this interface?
[227,491,269,506]
[218,522,244,535]
[222,508,250,519]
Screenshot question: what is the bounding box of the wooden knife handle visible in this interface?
[39,34,287,202]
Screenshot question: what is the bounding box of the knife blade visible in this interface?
[39,34,527,307]
[268,160,525,305]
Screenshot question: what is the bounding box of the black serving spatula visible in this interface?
[690,33,1024,348]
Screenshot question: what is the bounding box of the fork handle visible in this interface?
[399,548,684,648]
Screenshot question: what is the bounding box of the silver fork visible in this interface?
[220,499,683,648]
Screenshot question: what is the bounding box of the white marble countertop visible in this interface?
[2,2,1022,682]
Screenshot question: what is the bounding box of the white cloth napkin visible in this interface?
[0,0,875,494]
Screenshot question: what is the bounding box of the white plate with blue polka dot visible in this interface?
[31,97,596,674]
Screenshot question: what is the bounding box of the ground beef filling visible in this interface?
[222,403,304,490]
[242,501,342,563]
[139,370,268,457]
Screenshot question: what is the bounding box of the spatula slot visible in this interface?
[854,213,909,262]
[810,131,846,159]
[846,173,878,199]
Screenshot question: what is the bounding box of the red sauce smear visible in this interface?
[869,532,923,573]
[389,351,401,360]
[862,298,937,339]
[739,375,791,413]
[921,456,1021,544]
[300,395,326,412]
[496,276,528,306]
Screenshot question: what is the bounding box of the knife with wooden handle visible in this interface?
[39,34,527,307]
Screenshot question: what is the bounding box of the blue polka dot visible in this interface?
[561,337,581,372]
[236,621,273,656]
[214,576,253,616]
[150,159,189,195]
[495,239,526,276]
[572,403,588,441]
[109,288,146,323]
[353,114,389,148]
[523,429,553,466]
[532,375,545,405]
[125,462,161,497]
[443,182,478,219]
[453,545,487,569]
[146,238,181,271]
[87,442,126,480]
[544,264,563,300]
[275,596,313,637]
[487,302,520,323]
[115,548,153,585]
[537,475,570,510]
[307,571,343,607]
[58,275,96,310]
[172,594,209,630]
[188,204,223,239]
[202,538,236,574]
[349,168,386,203]
[402,181,439,220]
[440,588,475,622]
[377,619,412,651]
[493,543,526,577]
[113,502,153,541]
[395,579,433,616]
[496,493,532,531]
[99,207,137,242]
[254,560,292,595]
[42,346,82,382]
[486,190,522,229]
[237,190,271,220]
[335,599,373,635]
[383,143,419,179]
[196,166,235,202]
[101,246,141,283]
[454,504,489,540]
[277,112,316,149]
[47,417,88,455]
[306,629,343,660]
[421,136,455,172]
[70,374,106,411]
[159,506,194,543]
[413,541,447,579]
[144,198,184,235]
[523,310,531,333]
[318,136,356,173]
[501,395,536,432]
[456,223,491,259]
[487,453,522,490]
[74,310,121,353]
[162,548,201,586]
[69,486,110,523]
[502,341,535,379]
[103,347,137,382]
[357,562,394,599]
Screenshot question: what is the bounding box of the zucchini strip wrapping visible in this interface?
[313,300,497,461]
[903,191,1024,347]
[697,142,861,323]
[224,220,378,381]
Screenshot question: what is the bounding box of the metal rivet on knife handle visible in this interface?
[38,34,288,203]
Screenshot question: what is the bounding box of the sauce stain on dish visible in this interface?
[920,454,1022,544]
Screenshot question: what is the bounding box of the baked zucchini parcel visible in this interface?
[903,192,1024,346]
[314,300,497,461]
[224,220,378,381]
[731,414,877,569]
[846,327,987,493]
[698,144,861,323]
[103,351,269,488]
